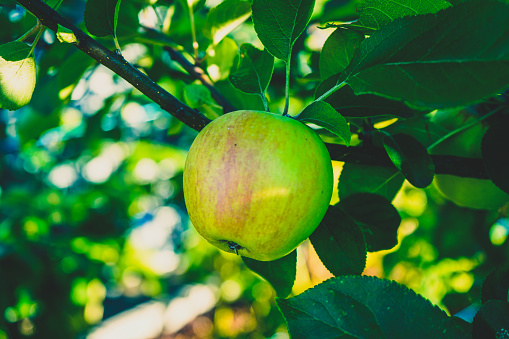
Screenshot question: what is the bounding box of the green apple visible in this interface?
[430,109,509,210]
[183,110,333,261]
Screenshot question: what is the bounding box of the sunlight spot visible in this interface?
[48,163,78,188]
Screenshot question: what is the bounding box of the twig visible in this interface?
[16,0,211,131]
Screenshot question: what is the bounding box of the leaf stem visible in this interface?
[282,60,291,116]
[426,107,502,152]
[315,81,347,102]
[16,21,43,42]
[188,1,199,60]
[261,93,270,112]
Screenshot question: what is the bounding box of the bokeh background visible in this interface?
[1,0,509,338]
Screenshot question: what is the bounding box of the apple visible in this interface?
[430,109,509,210]
[183,110,333,261]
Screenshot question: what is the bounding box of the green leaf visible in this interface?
[317,79,420,118]
[309,205,366,276]
[56,25,77,44]
[242,250,296,298]
[296,101,351,146]
[229,43,274,98]
[84,0,120,37]
[343,0,509,110]
[481,268,509,304]
[215,79,266,111]
[482,123,509,195]
[0,41,37,111]
[207,37,239,82]
[319,28,364,80]
[278,276,472,339]
[339,193,401,252]
[203,0,252,45]
[382,133,435,188]
[252,0,315,62]
[57,51,95,98]
[183,84,216,109]
[277,286,384,338]
[338,163,404,202]
[357,0,451,31]
[472,300,509,339]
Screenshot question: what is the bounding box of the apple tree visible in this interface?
[1,0,509,337]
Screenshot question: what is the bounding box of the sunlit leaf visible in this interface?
[203,0,252,45]
[0,41,36,111]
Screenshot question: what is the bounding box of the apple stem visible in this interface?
[227,241,242,255]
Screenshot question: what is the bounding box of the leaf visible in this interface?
[207,37,239,82]
[252,0,315,62]
[84,0,120,37]
[317,79,421,118]
[0,41,37,111]
[296,101,351,146]
[278,276,472,339]
[203,0,252,45]
[56,25,77,44]
[57,51,95,98]
[472,300,509,339]
[242,250,296,298]
[357,0,451,31]
[215,79,266,111]
[277,287,384,339]
[319,28,364,80]
[482,123,509,195]
[338,193,401,252]
[343,0,509,110]
[382,133,435,188]
[229,43,274,98]
[183,84,216,109]
[309,205,367,276]
[481,268,509,304]
[338,163,404,202]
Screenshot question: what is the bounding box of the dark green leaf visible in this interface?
[242,250,296,297]
[203,0,252,45]
[338,163,404,202]
[319,28,364,80]
[57,51,95,97]
[215,79,266,111]
[84,0,120,37]
[279,276,471,339]
[473,300,509,339]
[309,205,366,276]
[343,0,509,109]
[252,0,315,62]
[357,0,451,31]
[339,193,401,252]
[382,133,435,188]
[296,101,351,145]
[229,43,274,97]
[277,287,384,339]
[482,123,509,195]
[317,80,421,118]
[0,41,36,111]
[481,268,509,304]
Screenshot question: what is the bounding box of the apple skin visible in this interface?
[431,109,509,210]
[183,110,333,261]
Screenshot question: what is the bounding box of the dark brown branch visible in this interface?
[326,143,489,179]
[17,0,211,131]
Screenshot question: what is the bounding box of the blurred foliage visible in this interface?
[0,0,508,338]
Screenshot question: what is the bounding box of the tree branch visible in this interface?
[325,143,489,179]
[16,0,211,131]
